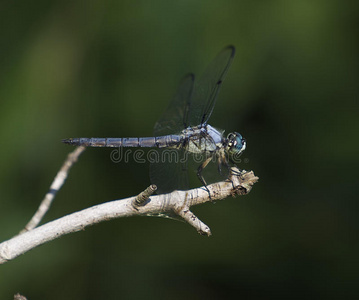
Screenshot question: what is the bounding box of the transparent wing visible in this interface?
[189,45,235,126]
[150,46,235,193]
[153,74,194,136]
[150,74,194,194]
[150,148,189,194]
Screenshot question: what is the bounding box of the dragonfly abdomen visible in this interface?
[62,135,182,148]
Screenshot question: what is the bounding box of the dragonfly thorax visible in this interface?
[181,124,224,154]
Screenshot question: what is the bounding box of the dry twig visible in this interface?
[0,145,258,264]
[19,146,86,234]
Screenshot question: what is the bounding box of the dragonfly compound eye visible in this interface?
[227,132,246,154]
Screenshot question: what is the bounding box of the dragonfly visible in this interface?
[63,46,246,194]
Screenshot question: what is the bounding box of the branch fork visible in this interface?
[132,168,258,235]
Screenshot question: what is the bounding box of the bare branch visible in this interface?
[175,206,211,236]
[19,146,86,234]
[0,168,258,264]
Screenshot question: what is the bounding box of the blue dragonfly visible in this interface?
[63,46,246,194]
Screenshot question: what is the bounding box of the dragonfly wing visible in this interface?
[153,74,194,136]
[189,46,235,126]
[150,74,194,193]
[150,148,189,194]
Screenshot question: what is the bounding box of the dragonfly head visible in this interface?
[226,132,246,155]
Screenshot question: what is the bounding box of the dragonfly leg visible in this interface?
[197,157,213,198]
[229,157,244,174]
[223,157,239,189]
[226,157,247,190]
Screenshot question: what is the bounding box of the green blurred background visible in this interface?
[1,1,358,299]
